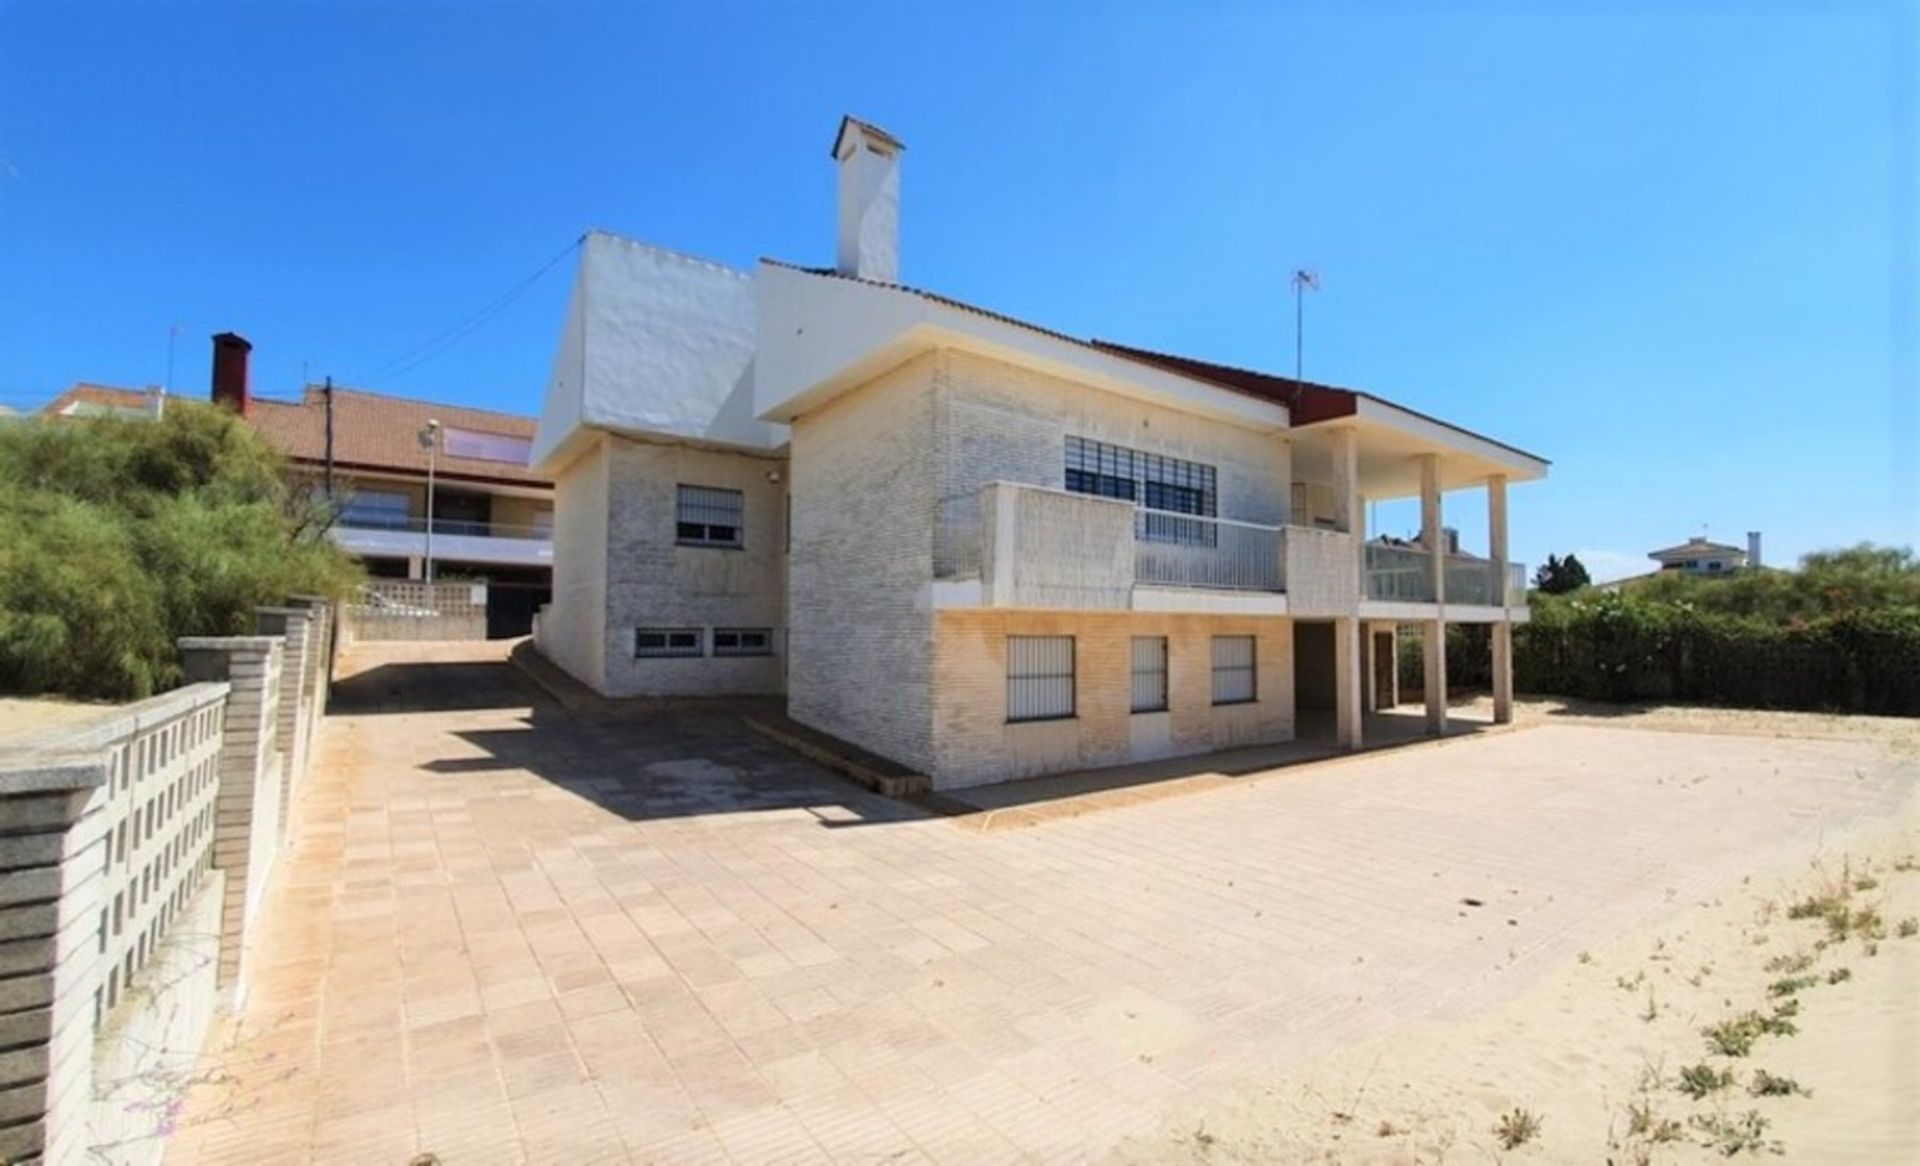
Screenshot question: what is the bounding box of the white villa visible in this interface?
[531,117,1548,789]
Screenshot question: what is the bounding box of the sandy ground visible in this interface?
[1487,695,1920,758]
[1113,720,1920,1165]
[0,695,118,743]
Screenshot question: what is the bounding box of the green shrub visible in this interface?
[0,403,358,699]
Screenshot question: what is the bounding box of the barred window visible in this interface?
[1131,636,1168,713]
[1007,636,1075,723]
[1211,635,1256,705]
[1065,436,1216,546]
[636,628,703,658]
[713,628,773,657]
[676,485,743,548]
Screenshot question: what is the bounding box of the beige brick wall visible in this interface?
[601,437,787,697]
[789,355,939,770]
[930,610,1294,789]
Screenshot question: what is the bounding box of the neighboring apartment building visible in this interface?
[532,117,1548,789]
[41,337,556,636]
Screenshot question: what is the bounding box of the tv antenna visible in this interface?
[1292,268,1320,386]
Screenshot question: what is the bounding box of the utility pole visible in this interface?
[323,377,336,497]
[419,418,442,584]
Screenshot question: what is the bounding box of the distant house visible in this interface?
[38,336,556,636]
[1648,533,1760,576]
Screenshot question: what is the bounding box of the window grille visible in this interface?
[1211,635,1256,705]
[1065,436,1217,545]
[636,628,703,658]
[1131,636,1169,713]
[1007,635,1075,722]
[713,628,773,657]
[676,485,743,547]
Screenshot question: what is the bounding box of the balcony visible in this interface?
[1363,544,1528,608]
[329,516,553,569]
[933,482,1359,613]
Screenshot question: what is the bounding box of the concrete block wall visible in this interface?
[178,637,283,997]
[255,607,315,832]
[600,437,787,697]
[930,610,1293,789]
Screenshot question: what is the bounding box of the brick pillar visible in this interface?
[255,607,315,831]
[288,594,335,736]
[178,636,282,999]
[0,761,108,1166]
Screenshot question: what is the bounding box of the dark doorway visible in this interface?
[1292,621,1336,712]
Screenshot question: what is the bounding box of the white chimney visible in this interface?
[1747,531,1761,568]
[833,116,903,283]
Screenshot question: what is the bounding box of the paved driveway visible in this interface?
[172,643,1915,1164]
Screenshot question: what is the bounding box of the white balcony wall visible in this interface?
[979,483,1134,609]
[330,525,552,569]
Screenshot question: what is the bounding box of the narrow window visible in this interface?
[1211,635,1256,705]
[1007,635,1075,722]
[676,485,744,548]
[713,628,774,657]
[1131,636,1169,713]
[635,628,703,658]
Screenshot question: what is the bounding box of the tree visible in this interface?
[0,402,360,699]
[1533,553,1592,595]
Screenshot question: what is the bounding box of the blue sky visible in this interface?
[2,2,1912,579]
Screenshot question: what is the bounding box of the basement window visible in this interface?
[676,485,744,548]
[713,628,773,657]
[635,628,703,658]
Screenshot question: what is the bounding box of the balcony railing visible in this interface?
[1133,511,1285,591]
[1365,545,1529,606]
[334,514,551,540]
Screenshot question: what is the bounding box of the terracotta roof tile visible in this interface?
[249,386,549,487]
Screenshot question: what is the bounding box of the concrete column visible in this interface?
[1419,454,1444,604]
[1423,619,1448,735]
[1385,624,1401,709]
[1487,473,1510,605]
[0,761,107,1166]
[1492,620,1514,724]
[1331,427,1364,598]
[178,636,283,998]
[1333,616,1362,749]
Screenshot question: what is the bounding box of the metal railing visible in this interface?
[1507,562,1529,605]
[1133,510,1286,591]
[333,514,551,540]
[1365,543,1435,602]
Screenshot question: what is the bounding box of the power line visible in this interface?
[357,234,583,385]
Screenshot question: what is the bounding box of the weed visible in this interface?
[1827,967,1852,985]
[1766,975,1816,998]
[1786,891,1846,921]
[1762,951,1813,974]
[1828,905,1884,942]
[1376,1119,1400,1137]
[1897,917,1918,939]
[1689,1109,1782,1156]
[1626,1099,1685,1143]
[1854,875,1879,892]
[1616,969,1647,992]
[1748,1069,1808,1098]
[1677,1062,1737,1099]
[1703,1003,1796,1057]
[1494,1107,1542,1150]
[1640,988,1660,1023]
[1578,950,1594,964]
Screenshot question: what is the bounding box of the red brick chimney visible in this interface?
[210,332,252,414]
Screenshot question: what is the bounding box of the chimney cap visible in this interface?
[211,331,253,351]
[831,115,904,160]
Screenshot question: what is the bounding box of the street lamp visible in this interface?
[418,419,441,584]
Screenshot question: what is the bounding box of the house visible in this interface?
[531,116,1548,789]
[40,338,557,636]
[1647,533,1760,576]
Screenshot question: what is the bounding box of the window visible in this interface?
[676,485,743,548]
[713,628,773,657]
[1007,636,1075,722]
[442,427,534,466]
[1065,436,1216,545]
[337,490,412,530]
[635,628,702,658]
[1130,636,1168,713]
[1211,635,1256,705]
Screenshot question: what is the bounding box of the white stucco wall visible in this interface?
[542,440,610,689]
[534,231,784,471]
[600,438,787,697]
